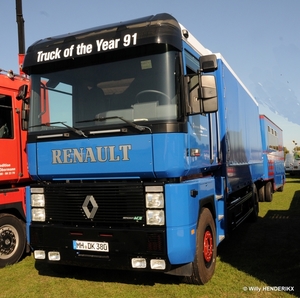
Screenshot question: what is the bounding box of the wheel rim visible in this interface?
[203,229,213,263]
[0,225,19,259]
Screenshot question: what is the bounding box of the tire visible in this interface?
[265,182,273,202]
[0,214,26,268]
[184,208,216,285]
[258,185,265,202]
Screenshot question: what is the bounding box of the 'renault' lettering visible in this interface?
[52,145,132,164]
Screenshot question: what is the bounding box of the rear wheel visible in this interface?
[0,214,26,267]
[265,182,273,202]
[258,185,265,202]
[184,207,216,285]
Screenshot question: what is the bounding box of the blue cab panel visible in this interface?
[30,135,154,179]
[165,177,215,264]
[28,133,193,180]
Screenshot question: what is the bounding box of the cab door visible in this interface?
[0,92,21,184]
[183,49,220,174]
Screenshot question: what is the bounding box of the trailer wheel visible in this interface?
[0,214,26,268]
[265,182,273,202]
[184,207,216,285]
[258,185,265,202]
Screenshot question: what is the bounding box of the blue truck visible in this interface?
[20,13,284,284]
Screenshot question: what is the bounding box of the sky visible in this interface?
[1,0,300,152]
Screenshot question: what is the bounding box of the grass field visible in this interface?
[1,176,299,298]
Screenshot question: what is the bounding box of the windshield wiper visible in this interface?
[77,116,149,132]
[30,122,87,137]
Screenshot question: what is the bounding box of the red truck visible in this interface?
[0,66,30,267]
[0,0,31,267]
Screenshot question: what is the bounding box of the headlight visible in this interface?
[34,250,46,260]
[145,186,165,225]
[145,193,164,208]
[31,188,45,222]
[32,208,45,222]
[48,251,61,261]
[31,194,45,207]
[146,210,165,225]
[131,258,147,268]
[150,259,166,270]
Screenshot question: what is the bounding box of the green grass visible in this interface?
[1,176,299,298]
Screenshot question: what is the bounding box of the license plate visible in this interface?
[73,240,109,252]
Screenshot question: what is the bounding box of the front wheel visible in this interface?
[184,207,217,285]
[0,214,26,268]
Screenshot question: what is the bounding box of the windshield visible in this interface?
[29,51,181,133]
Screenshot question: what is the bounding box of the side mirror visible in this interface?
[200,54,218,73]
[187,54,218,115]
[187,74,218,114]
[16,84,28,101]
[16,84,30,130]
[199,75,218,113]
[199,54,218,113]
[21,101,29,130]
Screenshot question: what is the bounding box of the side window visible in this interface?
[267,125,279,151]
[40,79,73,127]
[0,95,13,138]
[184,50,210,147]
[184,50,200,105]
[184,50,199,75]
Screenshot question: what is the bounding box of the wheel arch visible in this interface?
[0,202,26,222]
[198,195,216,223]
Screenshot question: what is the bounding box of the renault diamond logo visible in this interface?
[82,195,98,219]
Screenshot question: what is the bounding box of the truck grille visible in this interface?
[43,181,145,227]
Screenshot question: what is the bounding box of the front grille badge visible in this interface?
[82,195,98,219]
